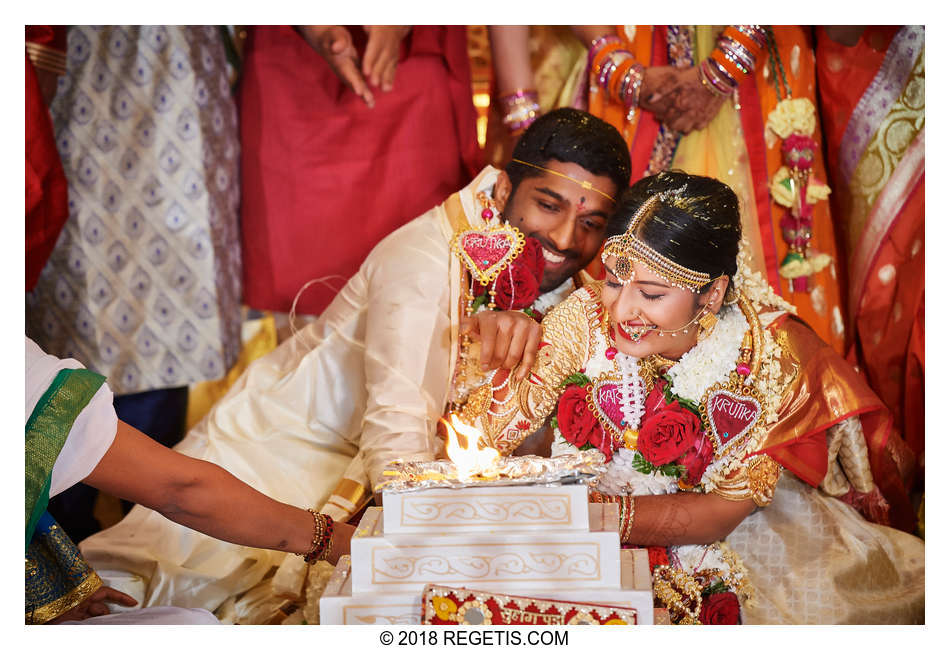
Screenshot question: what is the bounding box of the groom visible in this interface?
[80,108,631,618]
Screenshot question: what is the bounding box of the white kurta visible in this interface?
[79,166,576,614]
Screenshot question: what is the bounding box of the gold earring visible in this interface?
[697,308,718,341]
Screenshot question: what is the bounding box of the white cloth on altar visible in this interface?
[80,166,576,613]
[26,336,117,497]
[59,606,219,625]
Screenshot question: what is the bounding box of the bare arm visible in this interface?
[627,491,755,546]
[487,26,534,95]
[83,420,352,562]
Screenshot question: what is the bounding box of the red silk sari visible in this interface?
[239,26,481,315]
[816,26,924,466]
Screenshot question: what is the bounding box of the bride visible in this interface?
[464,171,924,624]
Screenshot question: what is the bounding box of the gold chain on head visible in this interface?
[511,158,616,203]
[601,192,712,292]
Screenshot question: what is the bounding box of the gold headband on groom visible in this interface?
[601,193,713,292]
[511,158,616,203]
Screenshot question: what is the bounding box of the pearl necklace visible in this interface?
[614,352,645,433]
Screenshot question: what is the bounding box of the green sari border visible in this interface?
[25,368,105,549]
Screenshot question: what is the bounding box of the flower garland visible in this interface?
[615,353,645,436]
[665,305,746,403]
[454,190,549,322]
[552,302,753,493]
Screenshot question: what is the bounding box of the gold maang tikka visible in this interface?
[601,192,712,292]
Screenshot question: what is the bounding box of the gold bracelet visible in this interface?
[620,495,636,542]
[297,508,324,563]
[317,530,333,562]
[25,42,67,76]
[653,565,703,623]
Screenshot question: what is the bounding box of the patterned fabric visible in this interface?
[26,26,242,393]
[727,473,924,624]
[26,512,102,624]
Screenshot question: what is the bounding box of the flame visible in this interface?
[442,413,500,481]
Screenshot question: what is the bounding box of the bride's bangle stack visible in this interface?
[590,491,636,544]
[699,25,768,98]
[589,35,644,122]
[298,508,334,564]
[499,89,540,134]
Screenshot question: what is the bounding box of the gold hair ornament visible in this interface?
[511,158,616,203]
[601,192,712,292]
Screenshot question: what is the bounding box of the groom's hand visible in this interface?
[461,310,542,382]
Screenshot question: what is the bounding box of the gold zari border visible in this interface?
[27,571,102,624]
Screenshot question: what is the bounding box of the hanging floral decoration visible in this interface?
[763,52,833,292]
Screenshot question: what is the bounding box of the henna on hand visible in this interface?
[631,493,694,546]
[640,65,726,135]
[627,491,755,546]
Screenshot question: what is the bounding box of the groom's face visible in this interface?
[496,161,617,292]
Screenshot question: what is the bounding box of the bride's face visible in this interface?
[601,257,706,360]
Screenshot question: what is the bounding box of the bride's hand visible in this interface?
[461,310,542,381]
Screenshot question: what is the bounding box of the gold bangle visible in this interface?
[297,508,324,562]
[25,42,67,76]
[317,531,333,562]
[620,495,636,542]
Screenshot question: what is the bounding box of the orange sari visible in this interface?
[756,315,916,532]
[588,26,846,355]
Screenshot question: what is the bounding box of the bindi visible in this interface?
[576,196,587,211]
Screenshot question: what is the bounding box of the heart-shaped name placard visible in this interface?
[585,376,625,442]
[452,225,525,286]
[701,383,764,458]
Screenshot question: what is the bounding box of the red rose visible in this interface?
[680,431,715,485]
[646,546,670,571]
[643,383,668,418]
[700,592,740,625]
[588,419,615,462]
[556,385,601,449]
[520,237,546,282]
[638,401,703,466]
[497,261,541,309]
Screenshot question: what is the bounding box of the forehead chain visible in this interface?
[511,158,616,203]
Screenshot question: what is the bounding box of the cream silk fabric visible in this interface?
[728,470,924,624]
[77,166,525,612]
